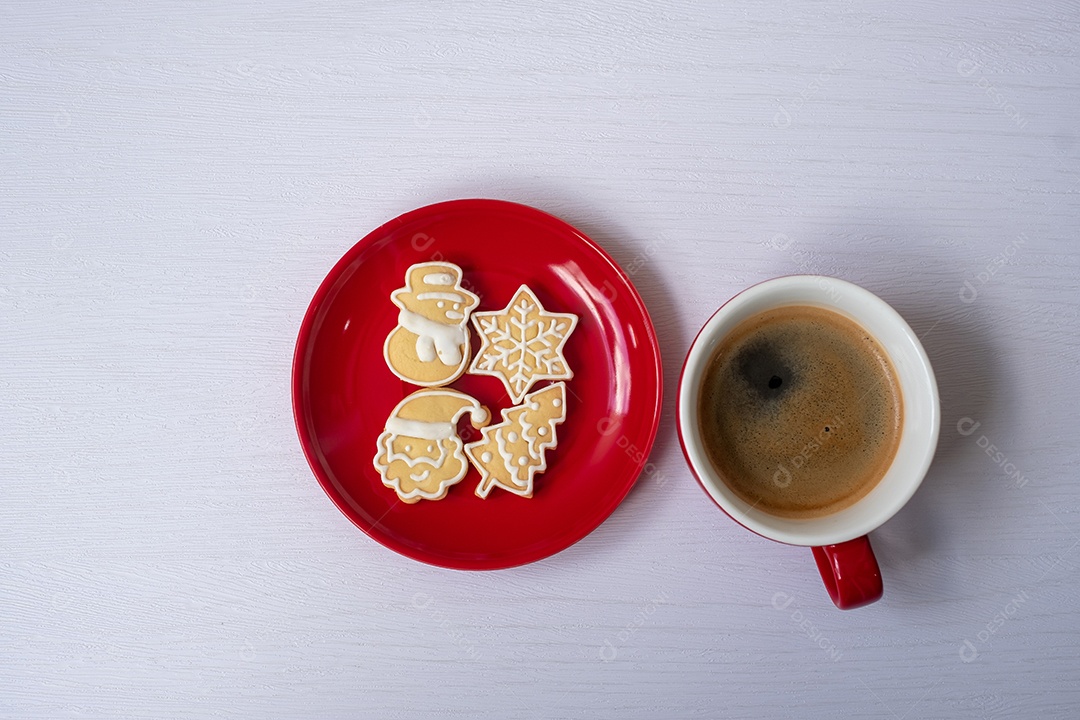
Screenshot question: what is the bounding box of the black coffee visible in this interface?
[698,305,903,518]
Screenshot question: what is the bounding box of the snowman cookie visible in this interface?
[384,262,480,387]
[374,388,490,503]
[465,382,566,499]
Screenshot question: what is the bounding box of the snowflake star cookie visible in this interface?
[384,262,480,387]
[465,382,566,499]
[374,388,490,503]
[468,285,577,404]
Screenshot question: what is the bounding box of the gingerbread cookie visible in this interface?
[374,388,490,503]
[469,285,577,403]
[465,382,566,499]
[384,262,480,387]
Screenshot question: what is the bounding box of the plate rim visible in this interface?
[291,198,664,570]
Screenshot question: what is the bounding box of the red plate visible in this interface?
[292,199,662,569]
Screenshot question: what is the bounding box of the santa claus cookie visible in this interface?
[384,262,480,387]
[469,285,577,404]
[465,382,566,499]
[374,389,490,503]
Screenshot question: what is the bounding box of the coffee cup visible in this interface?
[677,276,939,609]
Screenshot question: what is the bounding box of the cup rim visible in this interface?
[677,275,940,546]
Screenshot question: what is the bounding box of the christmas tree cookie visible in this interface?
[465,382,567,499]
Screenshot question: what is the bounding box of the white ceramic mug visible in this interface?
[677,276,940,609]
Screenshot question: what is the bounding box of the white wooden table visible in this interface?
[2,2,1078,718]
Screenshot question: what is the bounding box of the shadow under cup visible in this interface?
[678,276,940,607]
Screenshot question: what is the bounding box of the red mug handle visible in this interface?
[812,535,883,610]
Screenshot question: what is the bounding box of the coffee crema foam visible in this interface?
[698,305,903,519]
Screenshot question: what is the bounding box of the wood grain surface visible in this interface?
[2,1,1078,718]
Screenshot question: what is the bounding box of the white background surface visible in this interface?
[2,2,1078,718]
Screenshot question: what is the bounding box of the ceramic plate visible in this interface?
[292,199,662,569]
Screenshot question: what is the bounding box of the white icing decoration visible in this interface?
[481,452,492,463]
[494,427,528,488]
[415,334,436,363]
[424,272,455,286]
[517,407,535,455]
[538,427,546,436]
[552,399,561,407]
[437,301,445,308]
[398,309,467,366]
[518,457,527,466]
[385,417,455,440]
[507,431,518,442]
[417,291,466,302]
